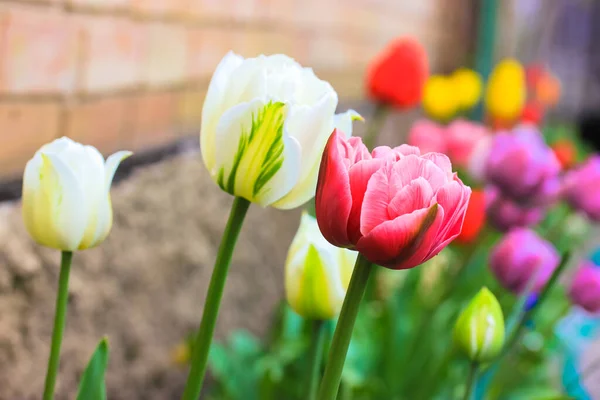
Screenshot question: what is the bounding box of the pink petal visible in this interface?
[346,137,372,163]
[392,144,421,157]
[359,164,393,236]
[387,177,434,219]
[347,158,385,243]
[390,155,448,192]
[356,204,442,269]
[315,130,354,247]
[421,152,454,178]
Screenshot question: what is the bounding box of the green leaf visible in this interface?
[76,337,109,400]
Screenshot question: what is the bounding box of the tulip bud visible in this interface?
[201,51,360,210]
[453,288,505,362]
[285,212,357,319]
[451,68,482,111]
[422,75,458,121]
[569,261,600,313]
[22,137,131,251]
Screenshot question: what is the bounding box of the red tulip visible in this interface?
[456,190,486,244]
[551,139,576,169]
[366,37,429,109]
[521,102,544,125]
[315,130,471,270]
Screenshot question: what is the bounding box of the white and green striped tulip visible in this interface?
[200,51,361,209]
[285,212,357,320]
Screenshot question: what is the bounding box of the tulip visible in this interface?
[451,68,483,111]
[22,137,131,251]
[563,156,600,221]
[315,129,471,270]
[200,51,360,210]
[521,101,544,125]
[467,135,492,183]
[485,59,526,122]
[445,119,490,169]
[569,261,600,313]
[422,75,459,121]
[453,287,505,362]
[407,120,447,154]
[485,187,545,232]
[536,71,561,107]
[551,139,577,169]
[485,125,560,205]
[285,213,357,320]
[489,228,559,294]
[456,190,485,243]
[366,37,429,109]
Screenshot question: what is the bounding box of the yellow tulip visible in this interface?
[422,75,459,121]
[285,212,357,319]
[485,59,526,121]
[452,68,482,110]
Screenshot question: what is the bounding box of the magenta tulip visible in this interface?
[485,125,560,206]
[407,120,447,154]
[569,261,600,313]
[315,129,471,270]
[489,228,559,294]
[485,187,545,232]
[563,156,600,221]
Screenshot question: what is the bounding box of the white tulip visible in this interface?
[201,51,361,209]
[22,137,132,251]
[285,212,357,319]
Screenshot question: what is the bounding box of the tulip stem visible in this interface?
[181,197,251,400]
[463,362,479,400]
[317,254,372,400]
[307,320,328,400]
[43,250,73,400]
[363,103,388,149]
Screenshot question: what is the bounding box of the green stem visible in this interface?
[463,362,479,400]
[317,254,373,400]
[363,104,389,149]
[501,252,570,355]
[43,251,74,400]
[308,320,328,400]
[414,347,454,399]
[181,197,251,400]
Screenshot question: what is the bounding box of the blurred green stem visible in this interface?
[463,362,479,400]
[181,197,251,400]
[414,347,454,399]
[308,320,328,400]
[317,255,373,400]
[43,251,73,400]
[363,104,389,149]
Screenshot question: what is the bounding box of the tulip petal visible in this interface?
[23,153,87,251]
[334,109,363,137]
[428,179,471,256]
[356,204,442,269]
[315,131,354,247]
[347,158,385,243]
[359,164,393,236]
[214,99,302,206]
[391,155,449,193]
[387,177,434,219]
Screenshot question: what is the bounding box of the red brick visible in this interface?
[64,96,134,155]
[0,7,78,94]
[78,17,144,93]
[131,0,189,18]
[142,23,187,87]
[132,91,179,150]
[186,27,232,79]
[176,88,206,133]
[0,100,61,177]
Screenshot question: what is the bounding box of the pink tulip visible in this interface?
[570,262,600,313]
[407,120,447,154]
[485,186,545,232]
[563,156,600,222]
[315,129,471,270]
[446,119,489,168]
[489,228,559,294]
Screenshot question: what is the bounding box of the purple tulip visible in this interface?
[569,261,600,313]
[563,156,600,222]
[485,126,560,206]
[485,186,545,232]
[489,228,559,294]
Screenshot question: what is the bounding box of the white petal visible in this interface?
[105,150,133,190]
[334,109,363,137]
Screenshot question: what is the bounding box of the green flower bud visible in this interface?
[453,287,505,362]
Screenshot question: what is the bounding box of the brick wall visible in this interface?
[0,0,473,179]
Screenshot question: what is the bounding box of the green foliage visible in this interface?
[76,338,109,400]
